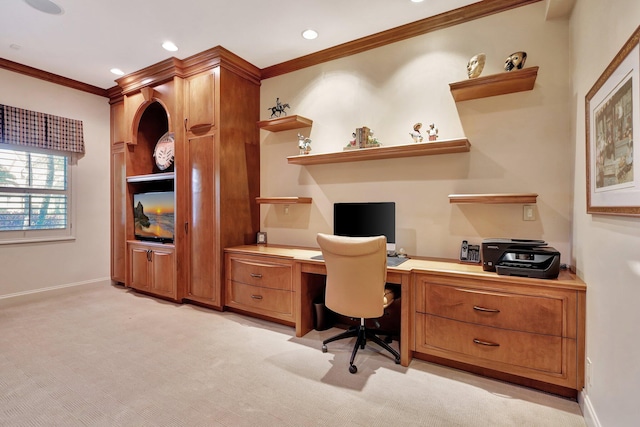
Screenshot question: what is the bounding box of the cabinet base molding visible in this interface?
[412,352,578,399]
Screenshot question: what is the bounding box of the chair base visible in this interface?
[322,319,401,374]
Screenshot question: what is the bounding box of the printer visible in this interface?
[481,238,561,279]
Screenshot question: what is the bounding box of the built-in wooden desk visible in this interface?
[224,244,586,397]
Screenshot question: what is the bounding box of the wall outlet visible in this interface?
[586,357,593,389]
[523,205,536,221]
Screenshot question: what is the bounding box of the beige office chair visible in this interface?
[317,233,401,373]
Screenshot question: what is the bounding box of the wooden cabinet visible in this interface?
[110,47,261,307]
[413,272,584,396]
[128,241,176,300]
[225,253,295,325]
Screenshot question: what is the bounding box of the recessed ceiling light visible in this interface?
[302,29,318,40]
[411,0,425,3]
[110,68,125,76]
[24,0,63,15]
[162,41,178,52]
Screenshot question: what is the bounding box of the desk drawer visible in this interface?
[226,281,293,317]
[228,256,292,291]
[416,281,563,336]
[416,313,562,374]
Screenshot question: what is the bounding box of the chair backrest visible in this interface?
[316,233,387,319]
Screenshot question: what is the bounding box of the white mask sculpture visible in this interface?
[504,51,527,71]
[467,53,486,79]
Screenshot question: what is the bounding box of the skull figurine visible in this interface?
[504,51,527,71]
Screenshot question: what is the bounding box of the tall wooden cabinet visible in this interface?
[109,47,261,308]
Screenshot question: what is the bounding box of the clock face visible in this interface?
[154,132,175,171]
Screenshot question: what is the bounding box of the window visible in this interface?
[0,144,73,243]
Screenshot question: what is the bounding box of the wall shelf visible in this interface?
[287,138,470,166]
[257,115,313,132]
[449,66,539,102]
[256,197,312,204]
[126,172,175,183]
[448,193,538,204]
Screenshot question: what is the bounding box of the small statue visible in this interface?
[268,97,291,118]
[467,53,486,79]
[504,51,527,72]
[410,123,423,143]
[367,129,380,147]
[427,123,438,141]
[297,133,312,155]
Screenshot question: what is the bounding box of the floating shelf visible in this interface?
[287,138,470,166]
[448,193,538,204]
[126,172,175,183]
[257,115,313,132]
[449,67,539,102]
[256,197,312,204]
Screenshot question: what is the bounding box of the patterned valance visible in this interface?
[0,104,85,154]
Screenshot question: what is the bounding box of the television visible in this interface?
[334,202,396,254]
[133,191,175,243]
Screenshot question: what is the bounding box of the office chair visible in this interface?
[316,233,401,374]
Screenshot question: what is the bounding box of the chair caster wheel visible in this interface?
[395,357,401,365]
[322,345,327,353]
[349,365,358,374]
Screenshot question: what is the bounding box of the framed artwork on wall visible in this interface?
[586,26,640,216]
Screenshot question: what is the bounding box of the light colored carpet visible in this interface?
[0,283,585,427]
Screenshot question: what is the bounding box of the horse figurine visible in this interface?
[268,98,290,118]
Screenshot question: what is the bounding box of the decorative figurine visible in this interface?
[504,51,527,71]
[427,123,438,141]
[345,132,358,149]
[467,53,486,79]
[297,133,312,155]
[268,97,290,118]
[410,123,423,143]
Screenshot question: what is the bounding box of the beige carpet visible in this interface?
[0,283,585,427]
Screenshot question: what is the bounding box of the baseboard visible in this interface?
[0,277,111,307]
[579,390,602,427]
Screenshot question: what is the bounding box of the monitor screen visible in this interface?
[133,191,175,243]
[334,202,396,252]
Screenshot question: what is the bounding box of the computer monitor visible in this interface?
[333,202,396,253]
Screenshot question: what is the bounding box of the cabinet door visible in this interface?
[111,145,126,283]
[185,71,216,131]
[130,246,151,291]
[150,248,176,298]
[186,134,218,305]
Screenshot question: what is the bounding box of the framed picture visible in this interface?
[256,232,267,245]
[586,26,640,216]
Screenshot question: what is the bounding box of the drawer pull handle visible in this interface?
[473,338,500,347]
[250,273,263,278]
[251,294,263,300]
[473,305,500,313]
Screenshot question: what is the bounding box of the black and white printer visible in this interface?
[481,238,561,279]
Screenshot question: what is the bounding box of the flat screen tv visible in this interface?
[334,202,396,253]
[133,191,175,243]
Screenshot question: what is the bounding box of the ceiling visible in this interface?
[0,0,482,90]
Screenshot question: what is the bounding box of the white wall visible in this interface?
[570,1,640,426]
[0,70,111,298]
[260,2,574,263]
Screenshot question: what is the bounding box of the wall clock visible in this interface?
[153,132,175,171]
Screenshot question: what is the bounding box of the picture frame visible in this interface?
[586,26,640,216]
[256,232,267,245]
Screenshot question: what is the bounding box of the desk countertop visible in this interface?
[224,244,586,291]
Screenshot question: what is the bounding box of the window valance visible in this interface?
[0,104,85,154]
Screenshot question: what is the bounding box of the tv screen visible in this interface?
[133,191,175,243]
[334,202,396,252]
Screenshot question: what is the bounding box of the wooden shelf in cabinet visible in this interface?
[449,67,539,102]
[257,115,313,132]
[287,138,470,166]
[256,197,312,204]
[127,172,175,183]
[448,193,538,204]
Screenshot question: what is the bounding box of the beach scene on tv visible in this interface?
[133,192,175,242]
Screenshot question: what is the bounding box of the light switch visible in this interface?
[523,205,535,221]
